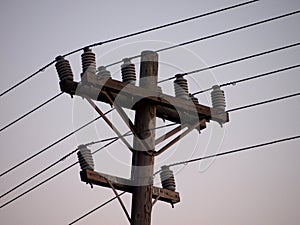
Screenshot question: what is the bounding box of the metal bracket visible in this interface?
[152,194,161,206]
[155,124,187,146]
[154,119,205,156]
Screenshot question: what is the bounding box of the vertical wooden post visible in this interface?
[130,51,158,225]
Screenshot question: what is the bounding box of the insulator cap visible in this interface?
[174,74,189,100]
[97,66,111,79]
[160,166,176,191]
[81,47,96,77]
[121,58,136,85]
[55,56,74,81]
[77,145,94,171]
[211,85,226,111]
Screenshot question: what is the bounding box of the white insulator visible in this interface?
[160,166,176,191]
[121,58,136,85]
[55,56,74,81]
[211,85,226,111]
[97,66,111,79]
[174,74,189,100]
[81,47,96,77]
[77,145,94,171]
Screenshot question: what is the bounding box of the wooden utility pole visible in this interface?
[130,51,158,225]
[56,47,228,225]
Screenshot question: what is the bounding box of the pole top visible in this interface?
[141,50,158,62]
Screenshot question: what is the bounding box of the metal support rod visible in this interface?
[103,90,153,155]
[152,195,161,206]
[105,178,131,223]
[85,97,133,152]
[154,120,204,156]
[155,124,187,146]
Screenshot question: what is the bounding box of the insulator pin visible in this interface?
[77,145,94,171]
[55,56,74,81]
[174,74,189,100]
[97,66,111,79]
[211,85,226,111]
[157,86,163,94]
[189,93,199,105]
[160,166,176,191]
[121,58,136,85]
[81,47,96,77]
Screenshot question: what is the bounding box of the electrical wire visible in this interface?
[69,191,126,225]
[0,0,257,98]
[0,108,114,178]
[158,41,300,83]
[1,89,299,207]
[153,92,300,174]
[0,137,119,209]
[0,60,56,98]
[106,9,300,68]
[167,134,300,168]
[0,122,176,198]
[0,147,78,199]
[0,92,63,133]
[192,64,300,95]
[227,92,300,113]
[0,122,176,207]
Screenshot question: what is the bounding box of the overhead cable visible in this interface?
[158,41,300,83]
[192,64,300,95]
[0,137,119,209]
[0,92,63,133]
[227,92,300,113]
[168,134,300,168]
[0,0,257,98]
[69,192,126,225]
[106,9,300,68]
[0,108,114,178]
[0,122,176,207]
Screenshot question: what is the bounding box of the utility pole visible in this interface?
[130,51,158,225]
[55,47,228,225]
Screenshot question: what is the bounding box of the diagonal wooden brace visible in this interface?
[85,97,133,152]
[103,90,154,155]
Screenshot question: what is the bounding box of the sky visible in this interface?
[0,0,300,224]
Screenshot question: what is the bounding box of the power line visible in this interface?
[0,108,114,178]
[106,9,300,68]
[192,64,300,95]
[0,147,78,199]
[158,41,300,83]
[0,133,122,199]
[152,92,300,175]
[227,92,300,113]
[0,1,257,98]
[156,9,300,57]
[0,92,63,133]
[0,137,119,209]
[167,134,300,168]
[69,191,126,225]
[0,122,176,207]
[0,60,56,98]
